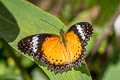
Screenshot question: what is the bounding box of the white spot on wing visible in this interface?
[76,24,85,40]
[31,35,39,53]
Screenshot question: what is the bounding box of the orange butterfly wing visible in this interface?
[42,36,65,65]
[65,31,82,62]
[42,31,82,65]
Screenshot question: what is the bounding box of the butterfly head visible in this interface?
[60,29,65,35]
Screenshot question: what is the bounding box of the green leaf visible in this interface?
[99,51,120,80]
[0,75,22,80]
[0,0,92,80]
[32,68,49,80]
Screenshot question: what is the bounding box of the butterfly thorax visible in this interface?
[60,29,67,46]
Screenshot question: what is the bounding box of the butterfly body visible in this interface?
[18,22,93,73]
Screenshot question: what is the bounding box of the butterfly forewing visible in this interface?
[67,22,93,46]
[18,34,57,60]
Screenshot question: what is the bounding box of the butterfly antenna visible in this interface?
[40,19,59,30]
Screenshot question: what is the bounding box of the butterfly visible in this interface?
[18,22,93,73]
